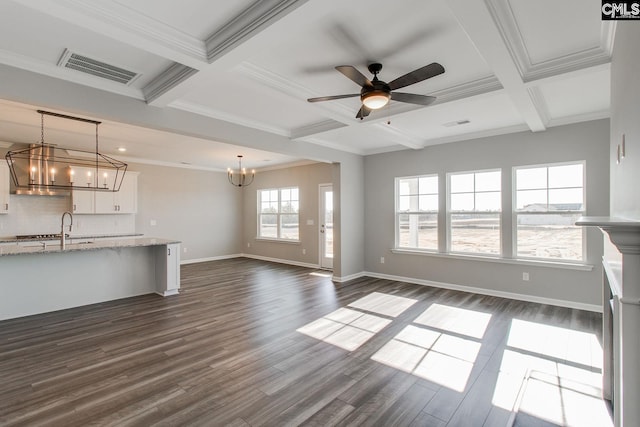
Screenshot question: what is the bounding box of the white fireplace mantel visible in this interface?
[576,216,640,427]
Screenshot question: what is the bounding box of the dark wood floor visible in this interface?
[0,258,606,426]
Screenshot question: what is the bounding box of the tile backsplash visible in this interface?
[0,195,135,237]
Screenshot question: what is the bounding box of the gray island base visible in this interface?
[0,237,180,321]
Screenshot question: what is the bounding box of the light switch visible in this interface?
[306,219,314,225]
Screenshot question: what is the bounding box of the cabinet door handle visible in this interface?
[4,203,7,210]
[73,204,77,211]
[168,248,171,256]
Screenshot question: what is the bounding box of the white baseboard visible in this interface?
[156,289,179,297]
[180,254,242,265]
[332,271,367,283]
[363,271,603,313]
[241,253,320,269]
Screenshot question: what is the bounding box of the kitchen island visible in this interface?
[0,237,180,321]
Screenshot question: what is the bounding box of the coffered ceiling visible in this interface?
[0,0,612,170]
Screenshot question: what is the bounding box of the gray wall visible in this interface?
[242,162,332,266]
[363,119,610,307]
[610,22,640,220]
[132,163,242,261]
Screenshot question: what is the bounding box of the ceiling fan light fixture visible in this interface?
[361,91,390,109]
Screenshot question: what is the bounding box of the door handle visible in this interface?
[320,224,325,233]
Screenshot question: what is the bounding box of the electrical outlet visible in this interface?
[247,242,251,248]
[380,257,385,264]
[183,247,188,253]
[302,248,306,255]
[522,272,530,281]
[150,219,157,226]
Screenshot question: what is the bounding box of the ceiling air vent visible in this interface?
[58,49,140,85]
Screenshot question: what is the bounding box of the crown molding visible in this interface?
[486,0,613,83]
[431,76,503,104]
[422,123,531,147]
[290,120,347,140]
[169,100,290,137]
[295,136,365,156]
[205,0,310,62]
[0,49,145,101]
[143,63,198,104]
[546,109,610,128]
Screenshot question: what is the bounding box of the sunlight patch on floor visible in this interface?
[296,307,391,351]
[371,324,479,392]
[413,303,492,339]
[347,292,418,317]
[489,318,610,425]
[507,319,602,368]
[309,271,332,278]
[515,371,612,427]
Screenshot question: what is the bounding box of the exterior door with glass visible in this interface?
[319,184,333,269]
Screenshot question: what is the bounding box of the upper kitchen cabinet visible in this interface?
[71,168,138,215]
[0,162,10,214]
[95,172,138,214]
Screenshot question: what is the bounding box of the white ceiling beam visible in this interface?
[145,0,310,107]
[444,0,546,132]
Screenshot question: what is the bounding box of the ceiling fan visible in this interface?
[307,62,445,119]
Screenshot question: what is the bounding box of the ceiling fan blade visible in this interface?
[388,62,445,91]
[391,92,436,106]
[336,65,372,87]
[307,94,360,103]
[356,105,371,119]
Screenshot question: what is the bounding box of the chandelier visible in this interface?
[5,110,127,195]
[227,155,255,187]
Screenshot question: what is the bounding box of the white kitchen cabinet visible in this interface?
[70,167,96,214]
[156,243,181,296]
[0,162,10,214]
[95,172,137,214]
[71,168,137,214]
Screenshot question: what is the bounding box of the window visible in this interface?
[396,175,438,251]
[514,163,584,261]
[258,187,299,241]
[448,170,501,255]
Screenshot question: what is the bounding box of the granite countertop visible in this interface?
[0,233,144,244]
[0,237,180,257]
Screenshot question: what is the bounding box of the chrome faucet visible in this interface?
[60,211,73,249]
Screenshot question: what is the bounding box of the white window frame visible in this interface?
[512,161,586,262]
[447,169,502,256]
[257,187,300,242]
[394,174,439,251]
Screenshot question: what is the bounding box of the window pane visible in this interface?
[259,214,278,238]
[261,202,277,213]
[419,195,438,211]
[517,213,582,260]
[475,171,501,191]
[475,192,501,211]
[280,214,299,240]
[517,167,547,190]
[451,193,474,211]
[517,189,547,211]
[398,195,411,212]
[419,176,438,194]
[398,213,438,250]
[270,190,278,201]
[399,178,416,196]
[549,188,583,208]
[549,164,582,188]
[281,188,291,201]
[450,214,500,254]
[291,188,299,200]
[451,173,474,193]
